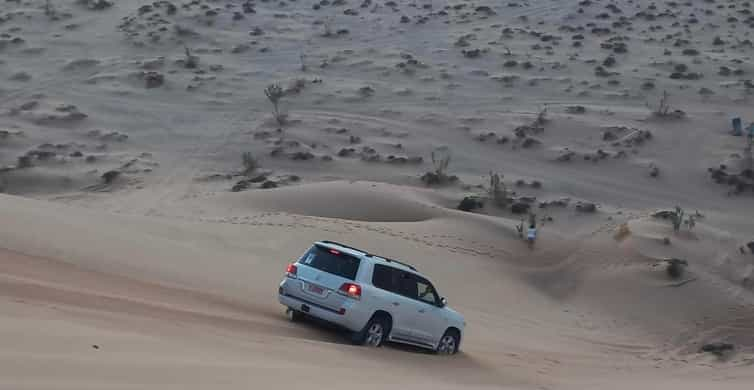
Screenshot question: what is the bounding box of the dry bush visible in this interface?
[664,258,688,279]
[488,172,508,207]
[184,46,199,69]
[322,16,334,37]
[458,196,483,212]
[101,170,120,184]
[44,0,54,16]
[300,52,307,72]
[242,152,258,175]
[534,105,548,126]
[421,147,456,185]
[648,90,685,119]
[264,83,286,126]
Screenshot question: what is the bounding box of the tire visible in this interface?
[353,315,390,347]
[286,307,305,322]
[436,329,460,355]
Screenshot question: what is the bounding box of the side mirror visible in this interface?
[439,297,447,307]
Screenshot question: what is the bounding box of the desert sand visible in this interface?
[1,0,754,389]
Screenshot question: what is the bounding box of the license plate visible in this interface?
[307,283,325,295]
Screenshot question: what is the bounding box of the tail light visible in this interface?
[338,283,361,300]
[286,263,298,278]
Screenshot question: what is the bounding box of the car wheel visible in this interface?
[354,316,389,347]
[286,307,305,322]
[436,329,459,355]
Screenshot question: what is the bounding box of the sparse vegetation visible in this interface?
[664,258,688,279]
[322,16,334,37]
[44,0,54,16]
[649,90,685,119]
[535,105,548,126]
[242,152,258,175]
[700,342,734,357]
[101,170,120,184]
[421,147,456,185]
[78,0,114,10]
[488,172,508,207]
[184,46,198,69]
[458,196,483,212]
[264,83,287,126]
[300,52,307,72]
[17,155,32,169]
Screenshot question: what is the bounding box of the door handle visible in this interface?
[418,309,426,313]
[392,302,400,306]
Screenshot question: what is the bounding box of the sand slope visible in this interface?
[2,0,754,388]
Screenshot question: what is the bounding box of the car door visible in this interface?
[371,264,417,342]
[408,275,447,347]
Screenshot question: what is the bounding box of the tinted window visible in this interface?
[415,276,439,305]
[372,264,397,292]
[299,246,360,280]
[399,273,419,299]
[372,265,438,304]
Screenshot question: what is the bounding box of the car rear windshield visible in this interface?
[299,245,360,280]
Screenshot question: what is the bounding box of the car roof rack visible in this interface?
[318,240,367,255]
[319,240,417,271]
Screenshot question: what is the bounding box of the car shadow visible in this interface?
[287,315,447,355]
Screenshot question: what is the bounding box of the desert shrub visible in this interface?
[17,155,32,169]
[101,170,120,184]
[44,0,54,16]
[511,202,530,214]
[488,172,508,207]
[261,180,278,189]
[231,179,250,192]
[422,147,455,185]
[322,16,334,37]
[286,78,307,94]
[78,0,113,10]
[264,83,286,126]
[458,196,483,212]
[242,152,258,175]
[664,258,688,279]
[535,105,548,126]
[300,52,307,72]
[184,46,199,69]
[649,90,685,118]
[700,342,734,357]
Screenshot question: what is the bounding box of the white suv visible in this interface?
[278,240,466,354]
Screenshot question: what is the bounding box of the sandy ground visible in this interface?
[2,0,754,388]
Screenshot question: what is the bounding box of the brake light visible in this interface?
[286,263,298,278]
[329,249,340,255]
[338,283,361,299]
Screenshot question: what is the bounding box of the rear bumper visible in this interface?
[278,290,365,332]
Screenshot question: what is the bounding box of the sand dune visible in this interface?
[2,0,754,388]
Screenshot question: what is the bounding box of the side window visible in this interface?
[373,264,418,299]
[372,264,396,292]
[415,276,439,305]
[398,272,418,300]
[372,265,437,304]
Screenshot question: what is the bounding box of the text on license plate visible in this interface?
[307,284,324,294]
